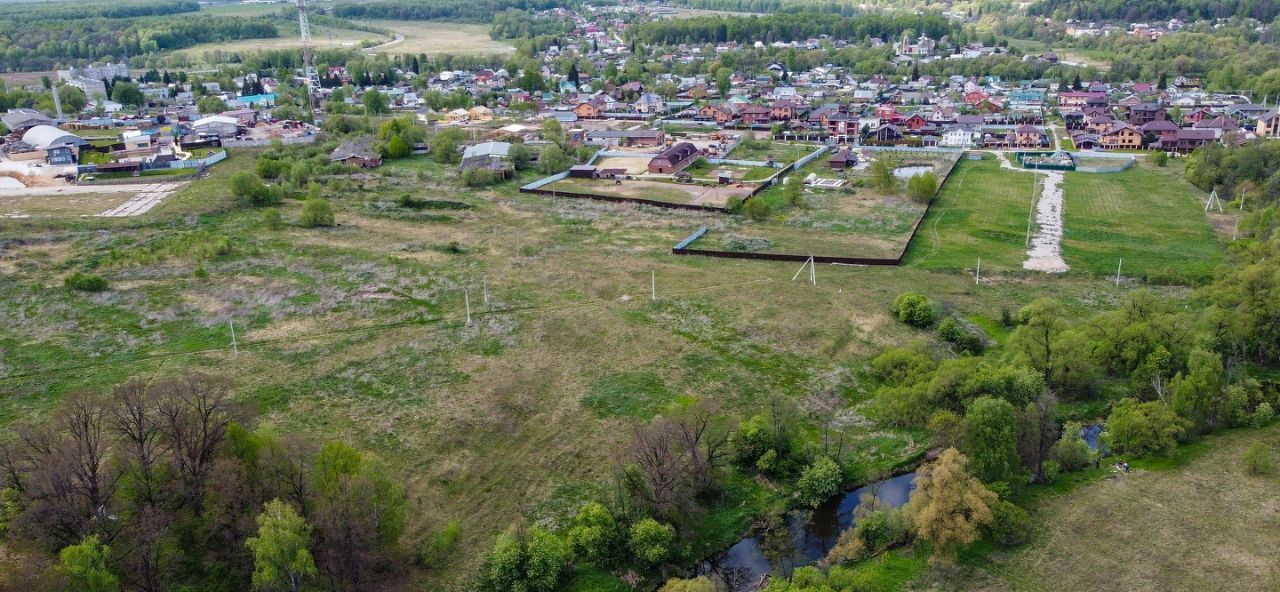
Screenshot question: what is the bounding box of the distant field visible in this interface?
[366,21,515,55]
[957,424,1280,592]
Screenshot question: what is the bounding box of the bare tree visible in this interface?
[624,405,732,521]
[264,434,315,517]
[156,372,232,508]
[110,378,167,509]
[57,390,121,540]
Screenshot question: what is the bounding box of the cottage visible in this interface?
[1100,123,1142,149]
[460,141,514,177]
[738,104,771,125]
[699,103,737,124]
[445,109,471,124]
[828,149,856,170]
[648,142,698,174]
[468,106,494,122]
[329,138,383,168]
[1127,103,1165,126]
[1256,111,1280,139]
[1014,124,1046,148]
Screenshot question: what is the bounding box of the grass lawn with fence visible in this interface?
[727,141,818,164]
[1061,161,1223,283]
[902,154,1037,273]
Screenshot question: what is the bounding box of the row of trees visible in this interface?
[628,13,957,45]
[331,0,569,24]
[0,372,408,591]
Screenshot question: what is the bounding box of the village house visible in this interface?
[1256,111,1280,139]
[738,104,771,125]
[1014,124,1046,148]
[648,142,698,174]
[1127,103,1166,126]
[1100,123,1143,149]
[329,137,383,169]
[828,148,856,170]
[699,103,737,124]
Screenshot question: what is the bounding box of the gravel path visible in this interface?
[992,152,1069,273]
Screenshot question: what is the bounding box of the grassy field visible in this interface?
[904,155,1222,284]
[0,148,1216,589]
[366,21,515,55]
[953,423,1280,592]
[0,192,134,217]
[1061,161,1224,283]
[903,154,1035,274]
[729,141,818,164]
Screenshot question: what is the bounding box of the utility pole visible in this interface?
[229,320,238,355]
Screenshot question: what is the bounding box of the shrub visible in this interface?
[483,527,566,592]
[462,168,501,187]
[566,503,623,567]
[725,196,745,213]
[938,316,985,354]
[417,519,461,568]
[659,577,716,592]
[1151,151,1168,167]
[1051,424,1093,472]
[1243,441,1273,475]
[628,518,676,567]
[262,208,283,230]
[1104,399,1187,457]
[1252,402,1274,427]
[796,456,842,508]
[986,500,1032,547]
[230,171,280,207]
[65,272,108,292]
[743,196,772,221]
[894,292,936,328]
[299,199,335,228]
[905,171,938,203]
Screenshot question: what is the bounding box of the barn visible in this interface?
[647,142,698,174]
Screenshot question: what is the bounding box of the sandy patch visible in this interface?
[992,152,1069,273]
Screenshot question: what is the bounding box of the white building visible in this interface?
[190,115,239,138]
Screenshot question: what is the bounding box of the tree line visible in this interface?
[0,372,409,592]
[662,0,869,17]
[0,15,279,73]
[627,13,957,46]
[331,0,572,24]
[0,0,199,23]
[1028,0,1280,23]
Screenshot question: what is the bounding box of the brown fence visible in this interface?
[672,151,965,265]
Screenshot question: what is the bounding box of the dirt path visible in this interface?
[992,152,1069,273]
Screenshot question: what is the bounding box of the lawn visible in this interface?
[903,156,1222,284]
[1060,161,1223,283]
[902,154,1033,274]
[954,423,1280,592]
[0,192,134,217]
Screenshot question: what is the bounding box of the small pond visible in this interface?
[892,165,933,179]
[705,472,917,591]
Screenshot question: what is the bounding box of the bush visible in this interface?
[299,199,335,228]
[462,167,501,187]
[986,500,1033,547]
[628,518,676,567]
[1252,402,1274,427]
[230,171,280,207]
[262,208,283,230]
[65,272,108,292]
[894,292,936,328]
[905,171,938,203]
[566,503,623,568]
[743,196,772,220]
[483,527,566,592]
[417,519,461,568]
[938,316,985,354]
[796,456,842,508]
[1105,399,1187,457]
[1151,151,1168,167]
[1243,441,1273,475]
[1051,424,1093,472]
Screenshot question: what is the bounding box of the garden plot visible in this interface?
[545,176,755,207]
[591,156,653,176]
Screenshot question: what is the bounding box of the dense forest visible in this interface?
[1070,30,1280,95]
[0,0,199,23]
[1028,0,1280,22]
[628,13,957,45]
[0,14,278,72]
[331,0,572,23]
[661,0,868,17]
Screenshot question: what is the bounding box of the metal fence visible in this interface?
[221,135,318,148]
